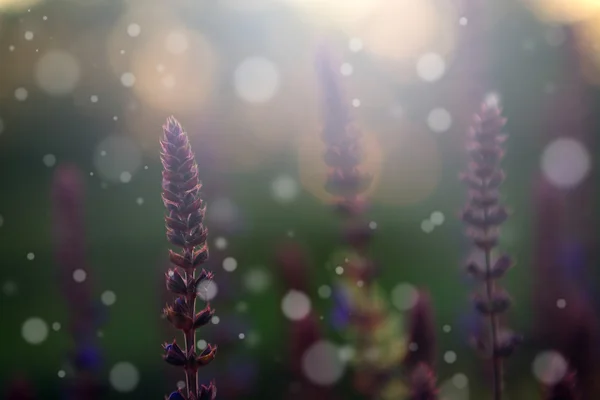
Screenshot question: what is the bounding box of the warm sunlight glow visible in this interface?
[298,130,383,203]
[523,0,600,23]
[282,0,383,30]
[0,0,42,11]
[358,0,457,61]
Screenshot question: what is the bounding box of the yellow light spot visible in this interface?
[523,0,600,23]
[297,129,383,204]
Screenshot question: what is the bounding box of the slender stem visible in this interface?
[183,248,198,398]
[483,208,502,400]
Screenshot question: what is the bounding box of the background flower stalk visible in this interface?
[460,102,520,400]
[161,116,216,400]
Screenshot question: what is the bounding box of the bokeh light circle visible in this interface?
[416,53,445,82]
[197,280,218,301]
[281,289,311,320]
[244,268,272,294]
[541,137,591,189]
[101,290,117,306]
[427,108,452,132]
[35,50,81,96]
[271,174,300,203]
[223,257,238,272]
[532,351,568,385]
[22,317,49,345]
[109,362,140,393]
[301,340,346,386]
[234,57,280,104]
[391,282,418,311]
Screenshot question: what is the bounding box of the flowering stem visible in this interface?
[484,236,502,400]
[183,263,198,397]
[160,116,217,400]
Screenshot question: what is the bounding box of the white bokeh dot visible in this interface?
[73,269,87,283]
[22,317,49,345]
[369,221,377,229]
[444,351,457,364]
[52,322,61,331]
[223,257,238,272]
[452,373,468,389]
[443,324,451,333]
[197,339,207,350]
[27,252,35,260]
[352,98,361,107]
[234,57,280,103]
[35,50,81,96]
[214,237,228,250]
[541,138,591,189]
[421,219,435,233]
[25,31,34,40]
[335,266,344,275]
[427,108,452,133]
[58,370,66,378]
[136,197,144,205]
[120,72,136,87]
[127,23,141,37]
[281,289,311,321]
[197,280,218,301]
[485,92,501,107]
[15,87,28,101]
[430,211,445,226]
[109,362,140,393]
[271,175,299,203]
[301,340,346,386]
[391,283,419,311]
[338,345,356,363]
[349,38,363,52]
[244,268,271,294]
[43,154,56,167]
[239,333,245,339]
[459,17,468,26]
[340,63,353,76]
[532,351,568,385]
[101,290,117,306]
[211,316,220,324]
[165,31,189,55]
[177,381,186,389]
[318,285,331,299]
[90,95,98,103]
[416,53,445,82]
[556,298,567,309]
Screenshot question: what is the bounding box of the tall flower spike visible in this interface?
[160,116,215,398]
[52,165,105,399]
[460,101,518,400]
[316,46,405,400]
[404,291,437,370]
[403,291,439,399]
[408,364,439,400]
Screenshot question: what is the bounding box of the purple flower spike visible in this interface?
[460,101,518,400]
[160,116,215,399]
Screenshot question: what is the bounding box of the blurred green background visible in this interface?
[0,0,599,398]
